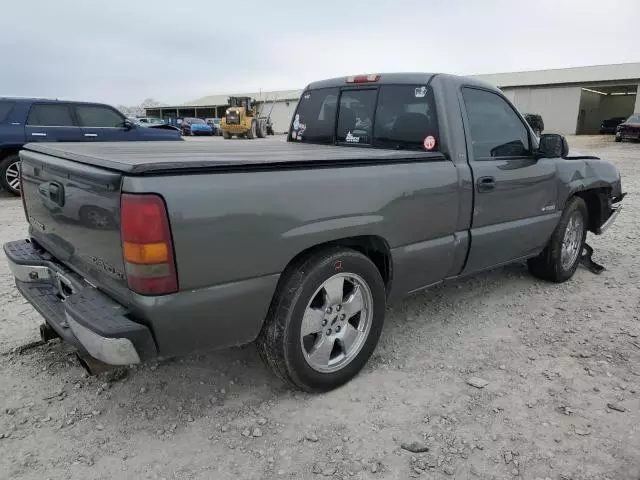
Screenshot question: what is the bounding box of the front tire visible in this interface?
[528,197,588,282]
[222,130,231,139]
[257,247,386,392]
[246,121,256,139]
[0,154,21,196]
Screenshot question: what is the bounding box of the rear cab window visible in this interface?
[289,83,439,151]
[0,101,15,123]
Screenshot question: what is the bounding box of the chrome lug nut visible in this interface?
[325,307,332,314]
[340,314,346,321]
[335,325,341,333]
[335,304,342,312]
[322,319,328,327]
[326,329,332,335]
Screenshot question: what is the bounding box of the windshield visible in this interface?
[187,118,205,124]
[290,84,439,150]
[625,115,640,123]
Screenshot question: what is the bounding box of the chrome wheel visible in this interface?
[560,211,584,270]
[5,161,20,193]
[300,273,374,373]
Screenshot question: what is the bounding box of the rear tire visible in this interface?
[257,247,386,392]
[615,135,622,142]
[257,122,266,138]
[222,131,231,139]
[0,154,21,196]
[527,197,588,283]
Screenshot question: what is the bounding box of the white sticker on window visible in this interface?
[303,93,311,100]
[292,114,300,130]
[345,131,360,143]
[415,86,427,98]
[291,131,297,139]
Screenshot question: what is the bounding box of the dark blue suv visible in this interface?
[0,98,181,195]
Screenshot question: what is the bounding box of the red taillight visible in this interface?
[120,193,178,295]
[19,162,28,221]
[346,74,381,84]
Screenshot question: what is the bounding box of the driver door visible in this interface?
[459,86,559,274]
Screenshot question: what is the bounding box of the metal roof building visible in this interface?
[472,62,640,134]
[144,90,302,134]
[146,63,640,135]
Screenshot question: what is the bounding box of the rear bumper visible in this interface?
[4,239,157,365]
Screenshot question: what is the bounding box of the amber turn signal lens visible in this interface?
[123,241,169,265]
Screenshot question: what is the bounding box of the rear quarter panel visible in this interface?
[123,161,463,355]
[123,161,461,294]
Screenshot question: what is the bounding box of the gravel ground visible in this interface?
[0,136,638,480]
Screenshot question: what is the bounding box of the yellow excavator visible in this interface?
[220,96,267,139]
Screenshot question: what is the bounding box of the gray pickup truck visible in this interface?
[4,73,624,392]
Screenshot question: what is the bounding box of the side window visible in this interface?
[373,85,439,150]
[336,89,377,145]
[75,105,125,128]
[461,88,530,159]
[0,101,15,123]
[290,88,339,144]
[26,104,75,127]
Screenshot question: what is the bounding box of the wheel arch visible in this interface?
[0,145,22,160]
[280,235,393,296]
[572,187,611,233]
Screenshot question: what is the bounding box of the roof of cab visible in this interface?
[305,72,499,92]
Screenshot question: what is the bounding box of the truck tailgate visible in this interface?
[19,149,127,293]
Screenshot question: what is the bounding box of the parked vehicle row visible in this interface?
[0,98,182,195]
[180,117,214,136]
[3,72,624,393]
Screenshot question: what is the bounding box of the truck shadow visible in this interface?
[14,260,542,432]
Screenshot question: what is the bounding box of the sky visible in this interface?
[2,0,639,106]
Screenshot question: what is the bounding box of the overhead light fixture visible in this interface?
[582,87,608,95]
[610,92,635,96]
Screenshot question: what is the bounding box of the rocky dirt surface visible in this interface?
[0,136,638,480]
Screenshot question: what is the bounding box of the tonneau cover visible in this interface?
[23,141,440,174]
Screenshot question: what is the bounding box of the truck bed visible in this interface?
[23,141,441,174]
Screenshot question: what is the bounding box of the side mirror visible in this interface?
[122,119,135,131]
[538,133,569,158]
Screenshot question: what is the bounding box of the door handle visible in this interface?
[84,133,98,138]
[477,176,496,192]
[31,133,47,137]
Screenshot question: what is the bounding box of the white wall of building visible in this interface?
[635,85,640,114]
[503,86,582,134]
[258,100,297,133]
